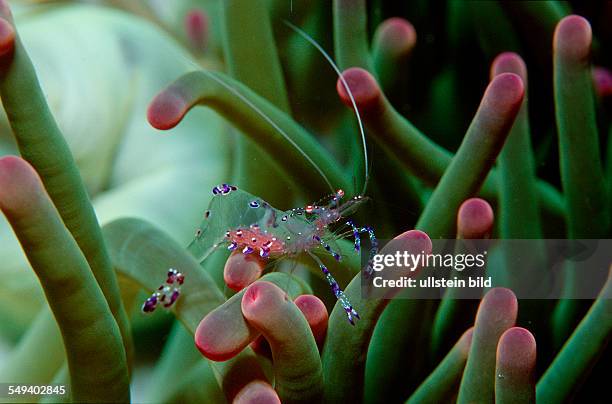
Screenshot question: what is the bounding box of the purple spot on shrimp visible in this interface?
[142,296,158,313]
[260,247,270,258]
[242,246,254,254]
[164,290,180,308]
[331,283,341,295]
[228,242,238,251]
[167,269,177,283]
[345,307,359,325]
[346,310,355,325]
[213,183,236,195]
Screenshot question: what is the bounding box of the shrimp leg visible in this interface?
[308,252,359,325]
[346,220,379,276]
[313,235,342,261]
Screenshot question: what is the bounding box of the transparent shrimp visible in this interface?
[197,184,375,325]
[142,23,378,325]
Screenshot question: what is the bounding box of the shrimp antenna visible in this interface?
[283,20,370,196]
[196,69,335,193]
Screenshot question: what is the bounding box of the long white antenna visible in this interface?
[200,70,336,193]
[283,20,370,196]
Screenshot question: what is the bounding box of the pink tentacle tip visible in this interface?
[490,52,527,82]
[554,15,592,63]
[337,67,383,112]
[0,156,41,213]
[294,295,329,344]
[398,229,433,253]
[147,91,188,130]
[376,17,417,55]
[0,17,14,57]
[593,66,612,98]
[497,327,537,370]
[483,73,524,117]
[184,9,208,52]
[481,287,518,319]
[194,313,243,362]
[224,252,264,291]
[233,381,281,404]
[242,281,285,318]
[0,1,12,20]
[457,198,494,239]
[0,155,28,177]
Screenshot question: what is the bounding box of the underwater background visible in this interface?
[0,0,610,403]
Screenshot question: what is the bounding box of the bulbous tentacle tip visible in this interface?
[242,281,285,318]
[482,287,518,315]
[497,327,537,369]
[0,0,12,19]
[491,52,527,82]
[0,17,14,58]
[399,229,433,253]
[233,381,281,404]
[295,294,329,340]
[593,66,612,98]
[194,313,243,362]
[457,198,494,239]
[0,156,41,214]
[224,252,264,292]
[0,154,25,172]
[554,15,592,63]
[184,8,208,52]
[147,90,188,130]
[375,17,417,55]
[337,67,382,112]
[484,72,524,117]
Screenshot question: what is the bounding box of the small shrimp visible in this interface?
[214,184,377,323]
[142,22,377,325]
